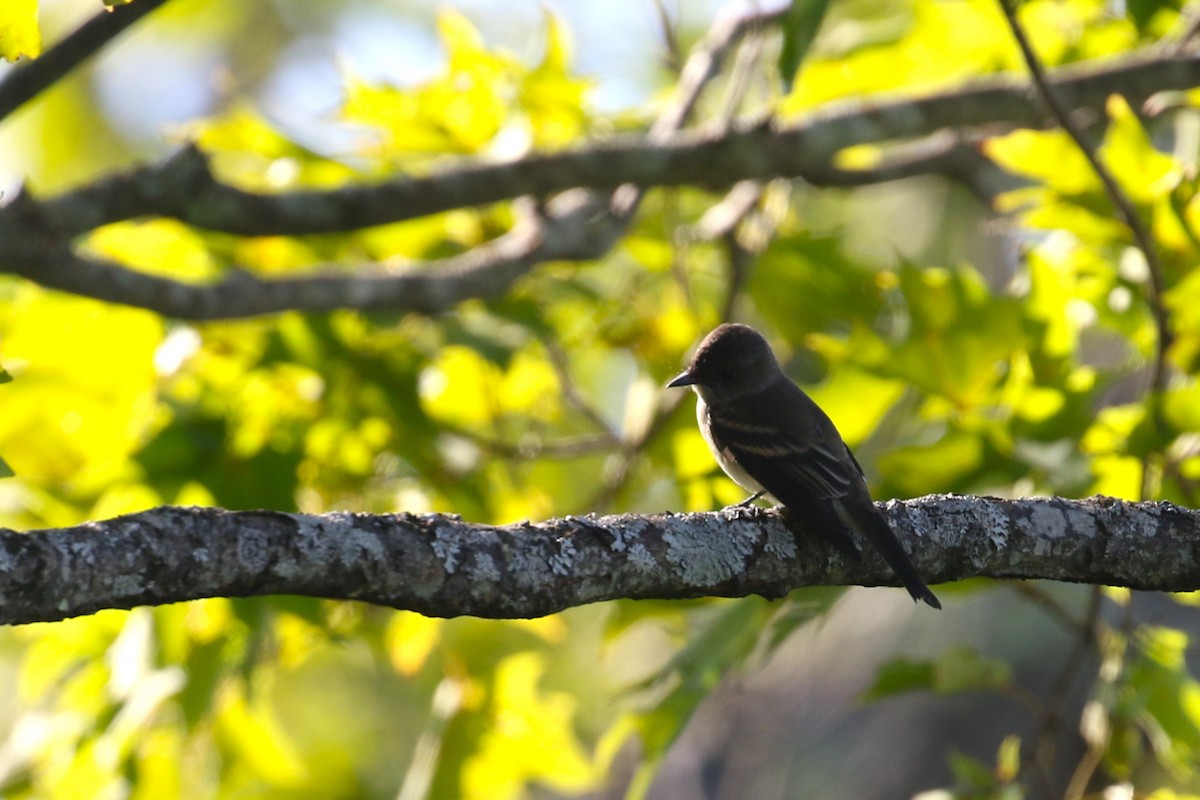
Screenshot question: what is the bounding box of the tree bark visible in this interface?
[1,494,1193,626]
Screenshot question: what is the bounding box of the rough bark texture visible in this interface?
[1,495,1195,626]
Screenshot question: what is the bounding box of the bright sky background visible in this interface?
[11,0,755,162]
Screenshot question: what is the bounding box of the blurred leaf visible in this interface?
[878,429,985,496]
[1126,0,1184,33]
[1122,626,1200,779]
[0,0,39,61]
[762,588,844,653]
[864,646,1012,701]
[778,0,832,93]
[216,683,309,788]
[1101,95,1182,205]
[521,11,592,147]
[460,652,599,800]
[605,598,775,798]
[782,0,1010,111]
[386,612,443,676]
[946,748,1025,800]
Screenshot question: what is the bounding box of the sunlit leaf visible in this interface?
[1123,627,1200,779]
[216,683,309,787]
[1101,95,1182,204]
[460,652,599,800]
[0,0,39,61]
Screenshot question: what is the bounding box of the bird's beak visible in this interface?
[667,370,697,389]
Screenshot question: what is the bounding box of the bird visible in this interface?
[667,322,940,608]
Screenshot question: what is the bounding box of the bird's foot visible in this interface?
[733,490,765,509]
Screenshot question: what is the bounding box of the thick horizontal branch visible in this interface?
[1,495,1195,626]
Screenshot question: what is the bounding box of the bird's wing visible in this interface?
[705,405,856,500]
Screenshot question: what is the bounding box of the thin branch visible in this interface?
[0,0,175,123]
[1030,586,1104,798]
[577,388,686,514]
[1063,592,1124,800]
[1168,2,1200,51]
[448,430,618,460]
[1011,581,1086,632]
[803,130,1005,190]
[650,6,785,139]
[1,495,1199,626]
[541,338,621,441]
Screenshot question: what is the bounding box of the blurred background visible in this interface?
[0,0,1196,798]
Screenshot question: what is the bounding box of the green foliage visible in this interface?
[3,0,1200,797]
[778,0,832,92]
[945,735,1025,800]
[0,0,39,62]
[863,647,1014,700]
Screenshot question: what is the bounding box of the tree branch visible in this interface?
[1,495,1195,626]
[3,191,621,319]
[0,0,175,123]
[19,49,1200,239]
[4,46,1197,320]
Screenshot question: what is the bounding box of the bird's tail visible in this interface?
[836,499,941,609]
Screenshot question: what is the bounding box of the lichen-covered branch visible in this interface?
[2,495,1196,626]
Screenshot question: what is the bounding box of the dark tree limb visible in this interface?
[2,48,1194,320]
[2,495,1196,626]
[3,191,623,320]
[0,0,175,123]
[18,49,1200,240]
[0,2,764,321]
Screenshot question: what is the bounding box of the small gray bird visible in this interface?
[667,323,940,608]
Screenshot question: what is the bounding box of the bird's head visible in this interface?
[666,323,783,405]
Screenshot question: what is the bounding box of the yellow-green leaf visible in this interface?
[0,0,40,61]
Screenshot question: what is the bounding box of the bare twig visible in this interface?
[571,6,790,513]
[1032,586,1104,799]
[454,430,617,460]
[541,338,622,441]
[578,390,686,514]
[650,6,785,140]
[0,0,175,123]
[1168,3,1200,51]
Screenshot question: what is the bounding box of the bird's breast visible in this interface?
[696,396,765,494]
